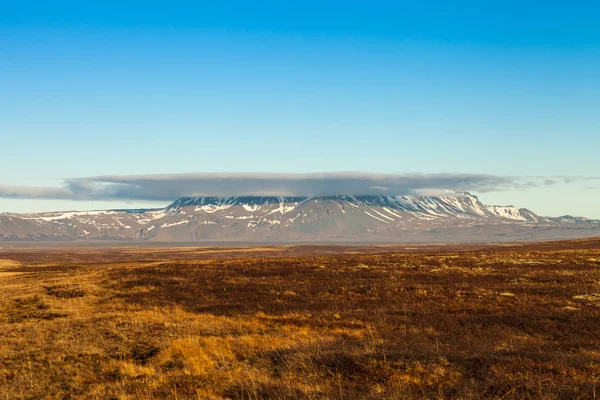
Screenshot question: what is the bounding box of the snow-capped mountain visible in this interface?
[0,193,598,242]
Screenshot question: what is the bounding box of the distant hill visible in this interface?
[1,193,599,242]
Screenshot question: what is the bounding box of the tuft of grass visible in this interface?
[2,295,66,323]
[44,284,86,298]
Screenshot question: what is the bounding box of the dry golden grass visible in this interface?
[0,259,21,278]
[1,240,600,399]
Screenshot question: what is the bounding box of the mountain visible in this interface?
[1,193,598,242]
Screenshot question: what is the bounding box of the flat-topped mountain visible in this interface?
[1,193,598,242]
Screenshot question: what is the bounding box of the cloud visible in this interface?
[0,185,74,200]
[0,172,562,202]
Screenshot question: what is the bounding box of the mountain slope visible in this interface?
[1,193,598,242]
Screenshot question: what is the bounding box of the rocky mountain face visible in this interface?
[1,193,598,242]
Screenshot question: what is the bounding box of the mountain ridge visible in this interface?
[1,193,598,242]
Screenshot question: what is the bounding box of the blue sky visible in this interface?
[1,1,599,217]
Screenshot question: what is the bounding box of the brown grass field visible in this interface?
[1,238,600,399]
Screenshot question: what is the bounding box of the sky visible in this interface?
[1,1,599,217]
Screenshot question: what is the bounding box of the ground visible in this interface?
[1,238,600,399]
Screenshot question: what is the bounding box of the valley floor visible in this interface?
[1,238,600,399]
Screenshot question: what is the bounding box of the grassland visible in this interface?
[1,239,600,399]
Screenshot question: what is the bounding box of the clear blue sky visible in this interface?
[1,1,599,217]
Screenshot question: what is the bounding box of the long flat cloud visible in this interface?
[0,185,74,200]
[0,172,557,202]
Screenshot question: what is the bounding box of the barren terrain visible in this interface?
[1,238,600,399]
